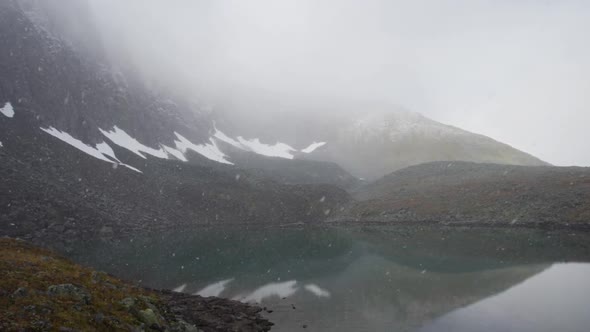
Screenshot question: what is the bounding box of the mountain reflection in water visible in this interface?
[420,263,590,332]
[68,225,590,332]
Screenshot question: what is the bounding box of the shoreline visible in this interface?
[0,238,273,332]
[325,219,590,232]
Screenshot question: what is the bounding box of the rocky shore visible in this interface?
[0,238,273,332]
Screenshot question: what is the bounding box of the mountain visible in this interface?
[214,102,548,181]
[0,0,353,180]
[305,109,548,180]
[0,0,573,252]
[0,0,353,250]
[335,161,590,226]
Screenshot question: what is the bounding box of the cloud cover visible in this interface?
[84,0,590,166]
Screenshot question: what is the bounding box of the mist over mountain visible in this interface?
[212,98,547,180]
[64,0,590,168]
[1,0,354,249]
[1,0,549,181]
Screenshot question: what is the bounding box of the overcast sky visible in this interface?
[88,0,590,166]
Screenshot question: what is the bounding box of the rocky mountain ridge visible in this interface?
[334,161,590,227]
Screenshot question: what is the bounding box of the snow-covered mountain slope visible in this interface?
[0,106,351,249]
[37,122,334,174]
[1,0,234,153]
[0,0,351,182]
[0,0,357,248]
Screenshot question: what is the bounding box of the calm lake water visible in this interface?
[69,225,590,332]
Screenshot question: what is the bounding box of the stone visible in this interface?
[58,327,80,332]
[137,308,160,326]
[91,271,107,284]
[177,320,201,332]
[120,297,136,309]
[94,312,104,324]
[12,287,28,298]
[47,284,91,305]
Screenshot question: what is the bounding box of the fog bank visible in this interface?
[72,0,590,166]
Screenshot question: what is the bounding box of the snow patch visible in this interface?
[118,163,142,173]
[237,137,296,159]
[41,127,142,173]
[100,126,168,159]
[1,102,14,118]
[100,126,233,164]
[304,284,330,298]
[162,145,188,162]
[43,127,113,163]
[195,278,234,297]
[239,280,298,303]
[172,283,187,293]
[301,142,326,153]
[213,128,246,150]
[214,127,324,159]
[174,132,233,165]
[96,142,120,162]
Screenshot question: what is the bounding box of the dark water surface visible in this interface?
[69,225,590,332]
